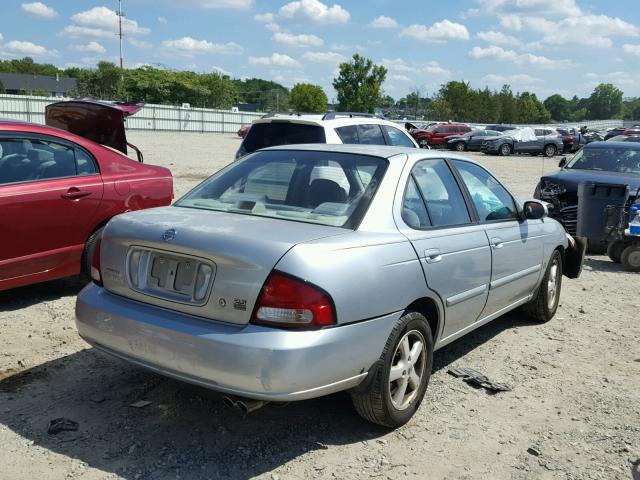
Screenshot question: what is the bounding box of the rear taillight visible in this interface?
[90,236,103,285]
[567,135,574,141]
[251,272,335,329]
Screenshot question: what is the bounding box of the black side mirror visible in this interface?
[523,200,547,220]
[558,157,567,168]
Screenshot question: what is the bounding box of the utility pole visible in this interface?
[117,0,124,70]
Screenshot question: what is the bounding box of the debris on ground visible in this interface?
[129,400,152,408]
[47,418,79,435]
[448,367,512,393]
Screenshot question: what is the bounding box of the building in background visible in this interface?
[0,73,77,97]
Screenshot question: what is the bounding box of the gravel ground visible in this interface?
[1,132,639,480]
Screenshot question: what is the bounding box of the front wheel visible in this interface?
[419,139,429,149]
[499,144,511,156]
[523,250,563,322]
[454,142,466,152]
[351,311,433,428]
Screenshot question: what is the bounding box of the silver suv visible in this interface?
[235,112,419,159]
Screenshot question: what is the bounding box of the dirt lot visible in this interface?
[1,132,639,480]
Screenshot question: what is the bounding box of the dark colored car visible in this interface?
[444,129,502,152]
[0,100,173,291]
[602,127,640,141]
[533,141,640,237]
[410,123,472,148]
[485,124,517,132]
[606,135,640,143]
[556,127,587,153]
[481,127,563,157]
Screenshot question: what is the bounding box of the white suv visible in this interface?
[235,112,419,160]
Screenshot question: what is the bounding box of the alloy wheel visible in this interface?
[547,258,559,310]
[388,330,426,411]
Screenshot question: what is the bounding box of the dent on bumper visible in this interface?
[75,284,401,401]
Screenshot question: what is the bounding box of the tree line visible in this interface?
[1,55,639,122]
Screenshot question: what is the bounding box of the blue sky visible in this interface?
[3,0,640,101]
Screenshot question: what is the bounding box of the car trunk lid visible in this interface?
[99,206,347,325]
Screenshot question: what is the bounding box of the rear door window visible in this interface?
[336,125,359,144]
[241,122,326,154]
[411,159,471,227]
[357,124,386,145]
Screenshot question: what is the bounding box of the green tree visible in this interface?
[586,83,623,119]
[0,80,4,94]
[516,92,551,123]
[438,81,477,120]
[332,54,387,113]
[289,83,327,113]
[497,85,517,123]
[544,94,571,121]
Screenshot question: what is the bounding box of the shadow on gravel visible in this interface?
[582,256,622,274]
[0,310,533,480]
[0,277,85,312]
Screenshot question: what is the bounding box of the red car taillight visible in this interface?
[90,236,103,286]
[251,272,335,329]
[567,135,574,141]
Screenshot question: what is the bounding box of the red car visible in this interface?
[237,124,251,138]
[410,123,472,147]
[0,99,173,291]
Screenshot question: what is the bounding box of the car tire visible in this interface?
[620,245,640,272]
[419,139,429,149]
[606,241,625,264]
[80,226,104,281]
[499,144,511,156]
[523,249,563,323]
[544,144,557,157]
[351,311,433,428]
[454,142,466,152]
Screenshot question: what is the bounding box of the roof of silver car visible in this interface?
[260,143,476,162]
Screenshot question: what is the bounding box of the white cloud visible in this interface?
[481,73,541,85]
[468,45,573,69]
[381,58,451,77]
[623,44,640,55]
[180,0,253,8]
[331,43,366,51]
[302,51,346,64]
[584,71,640,93]
[68,6,150,37]
[369,16,398,29]
[248,53,301,68]
[279,0,350,25]
[21,2,57,18]
[71,41,106,53]
[212,65,230,75]
[129,38,152,49]
[0,34,3,41]
[265,23,281,32]
[460,8,480,19]
[1,40,57,57]
[161,37,243,56]
[477,30,521,46]
[273,32,323,47]
[158,16,167,24]
[254,13,275,22]
[399,20,470,41]
[60,25,114,39]
[479,0,581,17]
[390,74,411,82]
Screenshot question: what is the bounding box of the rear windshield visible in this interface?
[240,122,326,155]
[177,150,388,228]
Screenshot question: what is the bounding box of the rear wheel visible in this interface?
[607,240,625,264]
[454,142,466,152]
[351,311,433,428]
[523,250,562,322]
[621,245,640,272]
[499,144,511,156]
[544,144,557,157]
[80,226,104,282]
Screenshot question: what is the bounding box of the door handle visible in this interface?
[490,237,504,249]
[61,188,92,200]
[424,248,442,263]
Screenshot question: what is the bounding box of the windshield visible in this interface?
[177,150,388,228]
[566,147,640,173]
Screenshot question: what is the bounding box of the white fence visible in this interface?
[0,93,635,133]
[0,94,263,133]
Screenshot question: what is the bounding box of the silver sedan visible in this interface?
[75,144,584,427]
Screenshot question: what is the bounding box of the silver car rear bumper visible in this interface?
[75,284,400,401]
